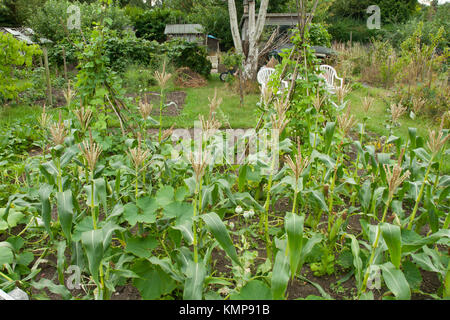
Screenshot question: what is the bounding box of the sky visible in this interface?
[418,0,450,4]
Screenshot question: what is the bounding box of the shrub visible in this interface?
[132,7,182,43]
[329,0,418,24]
[0,33,42,102]
[382,5,450,51]
[27,0,131,43]
[162,39,212,78]
[103,31,160,71]
[307,23,332,47]
[326,17,382,43]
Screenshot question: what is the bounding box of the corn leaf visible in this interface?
[380,262,411,300]
[38,184,53,237]
[183,260,206,300]
[271,248,290,300]
[81,229,104,285]
[285,213,304,277]
[201,212,241,266]
[56,190,74,243]
[380,223,402,269]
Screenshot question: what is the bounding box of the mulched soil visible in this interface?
[33,88,67,108]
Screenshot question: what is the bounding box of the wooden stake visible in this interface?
[62,47,68,84]
[42,47,53,106]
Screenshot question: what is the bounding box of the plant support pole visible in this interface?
[43,47,53,106]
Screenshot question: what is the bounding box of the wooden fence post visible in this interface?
[42,47,53,106]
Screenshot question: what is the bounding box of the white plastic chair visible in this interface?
[319,65,343,94]
[257,67,289,97]
[257,67,275,92]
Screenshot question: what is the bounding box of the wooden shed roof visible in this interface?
[164,24,204,35]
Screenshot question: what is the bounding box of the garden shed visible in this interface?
[0,27,51,45]
[164,24,206,45]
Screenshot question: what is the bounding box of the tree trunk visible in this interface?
[227,0,244,55]
[228,0,269,81]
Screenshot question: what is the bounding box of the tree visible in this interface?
[228,0,269,80]
[328,0,418,23]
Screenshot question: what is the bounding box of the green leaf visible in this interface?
[101,221,123,251]
[411,247,445,277]
[413,147,431,163]
[94,178,107,211]
[132,261,176,300]
[347,234,363,290]
[7,210,24,228]
[183,260,206,300]
[156,185,175,207]
[56,241,66,285]
[380,262,411,300]
[163,201,193,225]
[238,164,248,192]
[359,180,372,212]
[56,190,74,243]
[380,223,402,269]
[0,246,14,266]
[123,203,139,226]
[125,236,157,259]
[271,249,290,300]
[172,221,194,245]
[402,229,450,253]
[16,251,34,266]
[39,161,58,185]
[174,186,189,202]
[7,236,24,251]
[148,256,184,282]
[403,260,422,290]
[32,278,71,300]
[60,145,79,168]
[300,233,323,265]
[136,197,158,224]
[38,184,53,237]
[81,229,104,285]
[230,280,271,300]
[72,216,94,242]
[200,212,240,266]
[323,122,336,153]
[285,213,304,277]
[306,189,328,212]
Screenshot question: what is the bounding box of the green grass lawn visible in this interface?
[158,74,260,129]
[0,74,260,129]
[347,86,440,140]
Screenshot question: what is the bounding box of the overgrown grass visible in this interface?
[348,85,450,173]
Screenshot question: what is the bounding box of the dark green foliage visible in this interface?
[27,0,131,43]
[0,0,46,26]
[131,7,182,43]
[307,23,332,47]
[381,3,450,50]
[161,39,212,78]
[326,17,382,43]
[329,0,418,24]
